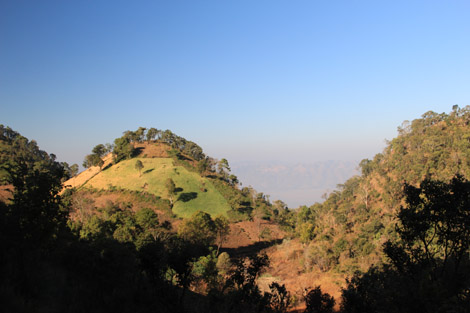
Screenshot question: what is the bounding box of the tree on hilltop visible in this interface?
[113,136,135,163]
[197,157,209,175]
[229,174,239,186]
[218,158,230,180]
[146,127,160,142]
[122,130,140,143]
[83,153,104,169]
[135,127,146,143]
[61,162,79,179]
[92,144,107,158]
[69,163,79,177]
[83,143,110,169]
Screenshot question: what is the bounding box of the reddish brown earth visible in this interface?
[262,239,345,311]
[224,218,286,249]
[134,142,171,158]
[67,189,174,227]
[0,184,12,203]
[220,220,343,311]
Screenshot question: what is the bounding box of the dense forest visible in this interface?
[1,106,470,312]
[289,107,470,272]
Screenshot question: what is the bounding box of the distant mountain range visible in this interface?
[231,160,360,208]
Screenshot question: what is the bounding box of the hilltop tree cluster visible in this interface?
[82,127,206,170]
[122,127,205,161]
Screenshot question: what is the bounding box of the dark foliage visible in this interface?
[1,126,293,313]
[304,286,335,313]
[341,177,470,313]
[0,127,178,312]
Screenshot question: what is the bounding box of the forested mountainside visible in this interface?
[2,106,470,313]
[292,106,470,274]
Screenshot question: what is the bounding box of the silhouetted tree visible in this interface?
[391,175,470,275]
[304,286,335,313]
[269,282,291,313]
[223,253,272,312]
[341,176,470,313]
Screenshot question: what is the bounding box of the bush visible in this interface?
[304,286,335,313]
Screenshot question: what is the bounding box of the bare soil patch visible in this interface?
[222,224,344,311]
[224,218,286,249]
[134,142,171,158]
[68,189,173,225]
[0,184,12,203]
[263,238,345,311]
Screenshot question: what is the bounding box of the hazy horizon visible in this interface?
[231,159,360,208]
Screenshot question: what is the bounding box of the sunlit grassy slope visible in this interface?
[85,158,231,218]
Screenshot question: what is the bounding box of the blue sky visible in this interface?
[2,0,470,172]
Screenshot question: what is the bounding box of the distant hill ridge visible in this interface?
[232,160,359,206]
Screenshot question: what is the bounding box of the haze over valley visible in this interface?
[232,160,359,207]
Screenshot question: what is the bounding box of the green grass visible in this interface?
[85,158,231,218]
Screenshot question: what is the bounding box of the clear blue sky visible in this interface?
[2,0,470,170]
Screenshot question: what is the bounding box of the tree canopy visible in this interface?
[341,176,470,313]
[291,106,470,275]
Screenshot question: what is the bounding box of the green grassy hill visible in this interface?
[84,157,231,218]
